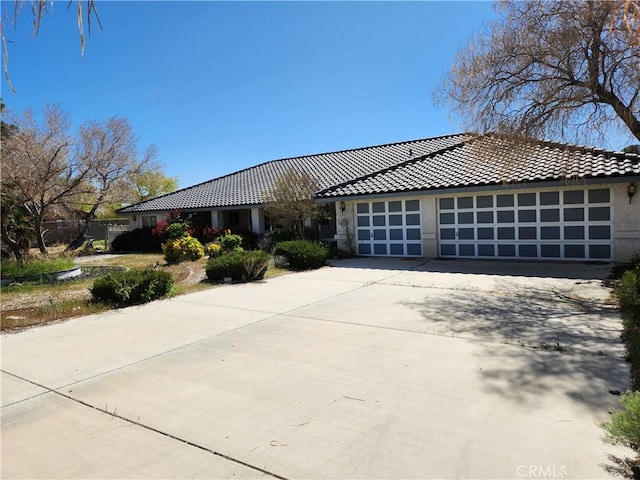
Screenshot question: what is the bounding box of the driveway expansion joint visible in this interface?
[1,370,289,480]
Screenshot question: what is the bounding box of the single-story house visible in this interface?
[117,133,640,262]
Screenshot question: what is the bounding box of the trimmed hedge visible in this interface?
[91,268,174,306]
[205,250,269,282]
[618,266,640,390]
[166,222,190,239]
[273,240,327,271]
[217,232,244,252]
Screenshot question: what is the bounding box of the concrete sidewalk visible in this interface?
[1,258,633,479]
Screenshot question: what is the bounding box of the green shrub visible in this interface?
[205,250,269,282]
[1,256,75,281]
[162,235,204,264]
[618,266,640,390]
[111,227,163,252]
[206,242,223,258]
[166,221,190,239]
[217,231,244,252]
[91,268,174,306]
[602,391,640,462]
[259,228,297,252]
[235,229,260,250]
[619,267,640,314]
[273,240,327,270]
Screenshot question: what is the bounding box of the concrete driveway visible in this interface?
[1,258,633,479]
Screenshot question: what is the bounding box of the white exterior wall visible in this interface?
[127,212,167,230]
[333,181,639,262]
[420,196,438,258]
[334,201,356,254]
[613,182,640,262]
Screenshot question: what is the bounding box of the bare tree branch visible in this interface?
[0,1,101,93]
[434,1,640,144]
[263,169,324,237]
[0,105,157,253]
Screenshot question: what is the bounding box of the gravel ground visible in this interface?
[73,254,128,264]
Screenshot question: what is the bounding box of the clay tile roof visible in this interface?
[118,133,640,213]
[315,135,640,198]
[117,133,470,213]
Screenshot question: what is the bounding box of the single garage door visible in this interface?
[356,199,422,256]
[438,188,613,261]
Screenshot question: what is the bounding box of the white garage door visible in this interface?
[438,188,613,260]
[356,199,422,256]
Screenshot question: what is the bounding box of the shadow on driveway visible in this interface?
[400,279,628,412]
[329,257,614,281]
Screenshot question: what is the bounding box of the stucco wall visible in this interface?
[613,182,640,262]
[127,211,167,230]
[420,196,438,258]
[334,201,355,254]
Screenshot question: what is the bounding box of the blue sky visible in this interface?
[3,1,631,190]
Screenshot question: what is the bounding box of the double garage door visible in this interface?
[438,188,613,261]
[355,188,614,261]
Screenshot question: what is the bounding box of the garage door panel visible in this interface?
[519,245,537,257]
[590,244,611,258]
[357,200,422,257]
[437,189,613,261]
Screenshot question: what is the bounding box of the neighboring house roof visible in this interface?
[117,134,470,213]
[315,135,640,198]
[118,133,640,214]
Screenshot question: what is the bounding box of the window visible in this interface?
[141,215,158,228]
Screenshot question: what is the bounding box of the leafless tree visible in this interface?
[66,117,157,249]
[620,0,639,46]
[434,0,640,145]
[1,105,158,254]
[262,169,324,237]
[1,104,91,254]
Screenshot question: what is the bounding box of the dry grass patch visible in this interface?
[2,301,110,332]
[1,253,195,332]
[1,252,290,332]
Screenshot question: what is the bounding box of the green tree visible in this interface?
[262,169,325,238]
[131,170,179,202]
[435,0,640,144]
[0,187,35,263]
